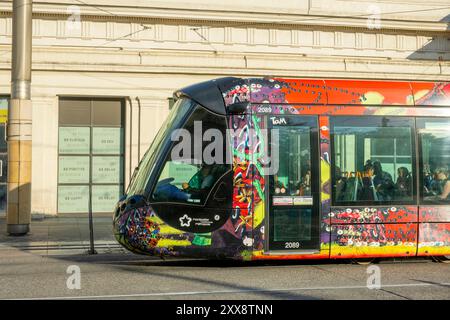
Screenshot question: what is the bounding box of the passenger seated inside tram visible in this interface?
[372,160,394,201]
[423,163,434,194]
[430,167,450,201]
[358,161,377,201]
[295,169,311,196]
[334,166,346,200]
[394,167,412,199]
[335,168,361,202]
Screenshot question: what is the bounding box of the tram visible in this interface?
[113,77,450,262]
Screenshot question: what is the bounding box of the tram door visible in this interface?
[266,115,321,253]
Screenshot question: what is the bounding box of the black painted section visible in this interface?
[174,77,244,115]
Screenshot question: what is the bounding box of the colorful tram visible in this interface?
[113,77,450,262]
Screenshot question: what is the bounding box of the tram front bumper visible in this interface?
[112,194,156,255]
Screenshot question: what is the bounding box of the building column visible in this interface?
[7,0,32,235]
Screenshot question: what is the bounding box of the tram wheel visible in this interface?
[350,258,377,265]
[431,255,450,263]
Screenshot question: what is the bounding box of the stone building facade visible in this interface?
[0,0,448,216]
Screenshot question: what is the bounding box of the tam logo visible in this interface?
[270,117,287,125]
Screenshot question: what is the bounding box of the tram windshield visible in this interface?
[151,103,230,205]
[126,98,194,196]
[126,97,231,205]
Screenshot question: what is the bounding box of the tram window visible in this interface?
[418,118,450,204]
[127,98,194,196]
[331,117,415,205]
[273,126,312,196]
[151,105,231,204]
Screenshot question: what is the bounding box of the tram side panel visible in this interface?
[319,116,332,259]
[327,206,418,258]
[417,206,450,257]
[226,113,259,260]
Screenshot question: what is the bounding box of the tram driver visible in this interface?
[154,164,226,203]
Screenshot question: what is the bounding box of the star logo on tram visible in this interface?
[179,214,192,227]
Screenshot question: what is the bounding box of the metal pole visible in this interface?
[7,0,32,235]
[88,184,96,254]
[87,113,96,254]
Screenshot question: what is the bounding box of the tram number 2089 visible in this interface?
[285,242,300,249]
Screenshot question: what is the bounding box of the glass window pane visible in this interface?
[0,154,6,184]
[332,117,414,204]
[419,118,450,204]
[274,208,312,241]
[92,100,122,126]
[58,185,89,213]
[92,156,123,184]
[273,126,311,196]
[152,105,230,204]
[59,99,91,125]
[0,124,6,153]
[0,98,8,125]
[92,185,123,213]
[92,127,123,154]
[127,98,193,196]
[59,127,90,154]
[58,156,90,183]
[372,138,394,155]
[0,184,6,212]
[396,137,412,156]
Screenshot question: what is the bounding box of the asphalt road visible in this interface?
[0,247,449,300]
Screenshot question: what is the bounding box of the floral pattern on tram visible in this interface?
[418,223,450,256]
[322,206,450,258]
[324,207,418,258]
[329,223,418,258]
[328,207,417,224]
[419,207,450,222]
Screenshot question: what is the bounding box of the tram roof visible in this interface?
[174,77,450,115]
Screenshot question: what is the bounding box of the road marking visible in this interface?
[9,282,450,300]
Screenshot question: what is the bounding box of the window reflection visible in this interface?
[419,118,450,203]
